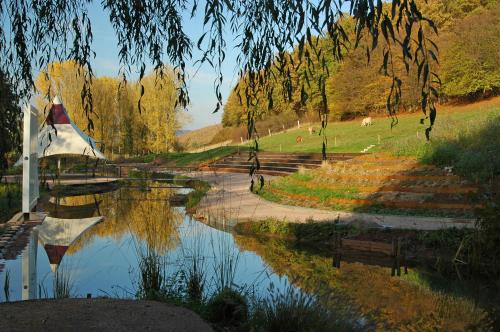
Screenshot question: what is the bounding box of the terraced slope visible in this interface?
[200,152,365,176]
[260,154,482,218]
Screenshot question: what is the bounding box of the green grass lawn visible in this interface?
[0,183,21,223]
[130,146,248,167]
[257,99,500,156]
[166,146,247,167]
[256,99,500,182]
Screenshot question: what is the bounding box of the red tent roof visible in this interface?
[45,103,71,125]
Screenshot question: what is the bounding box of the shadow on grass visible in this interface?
[421,114,499,183]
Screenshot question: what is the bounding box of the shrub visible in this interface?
[206,287,249,328]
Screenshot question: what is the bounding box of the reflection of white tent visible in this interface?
[15,96,105,166]
[45,199,102,219]
[36,216,103,272]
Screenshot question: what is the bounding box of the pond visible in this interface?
[0,181,496,330]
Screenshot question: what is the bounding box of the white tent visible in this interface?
[38,96,106,159]
[15,96,106,166]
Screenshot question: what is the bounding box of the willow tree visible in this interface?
[0,71,20,174]
[0,0,440,180]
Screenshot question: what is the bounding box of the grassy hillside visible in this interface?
[177,124,222,150]
[138,146,247,167]
[256,98,500,155]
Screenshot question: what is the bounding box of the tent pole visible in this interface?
[57,158,61,185]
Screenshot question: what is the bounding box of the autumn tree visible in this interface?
[35,62,185,156]
[139,71,181,153]
[35,61,90,129]
[440,4,500,100]
[222,1,499,125]
[1,0,440,172]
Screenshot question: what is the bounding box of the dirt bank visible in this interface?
[0,299,212,332]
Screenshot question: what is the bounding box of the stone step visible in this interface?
[222,156,325,164]
[199,166,291,176]
[213,160,320,168]
[257,152,364,158]
[229,153,361,161]
[208,163,301,173]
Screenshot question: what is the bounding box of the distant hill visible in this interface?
[177,124,223,150]
[175,129,191,136]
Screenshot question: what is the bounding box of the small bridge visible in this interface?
[199,151,366,176]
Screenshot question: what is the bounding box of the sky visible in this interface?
[87,2,239,131]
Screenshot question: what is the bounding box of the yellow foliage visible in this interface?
[35,61,188,156]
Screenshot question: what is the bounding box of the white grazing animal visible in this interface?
[361,117,373,127]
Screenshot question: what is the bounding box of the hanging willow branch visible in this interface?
[0,0,439,178]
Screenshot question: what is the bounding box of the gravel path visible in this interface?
[187,171,475,230]
[0,299,212,332]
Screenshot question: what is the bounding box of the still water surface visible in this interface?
[0,182,495,330]
[1,183,290,301]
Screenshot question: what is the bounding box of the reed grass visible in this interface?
[53,269,74,299]
[210,232,240,293]
[135,244,167,300]
[179,224,207,304]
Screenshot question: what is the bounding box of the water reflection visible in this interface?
[45,196,102,219]
[22,229,37,300]
[234,235,493,331]
[16,216,102,300]
[1,182,295,307]
[1,181,495,330]
[38,216,103,272]
[63,185,183,254]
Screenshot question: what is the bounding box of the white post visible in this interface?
[22,105,39,216]
[268,128,271,136]
[297,120,300,128]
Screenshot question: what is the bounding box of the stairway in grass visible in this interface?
[199,151,366,176]
[262,154,482,217]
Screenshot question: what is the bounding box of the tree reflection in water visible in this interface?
[234,235,491,331]
[45,183,183,255]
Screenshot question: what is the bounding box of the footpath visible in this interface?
[186,171,475,231]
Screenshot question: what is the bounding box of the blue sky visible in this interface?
[87,2,239,130]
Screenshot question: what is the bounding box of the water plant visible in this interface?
[210,232,240,293]
[180,224,207,304]
[136,245,167,300]
[53,269,74,299]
